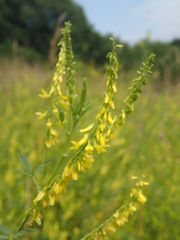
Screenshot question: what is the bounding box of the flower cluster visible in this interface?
[35,22,76,148]
[81,176,149,240]
[16,22,155,237]
[117,53,155,125]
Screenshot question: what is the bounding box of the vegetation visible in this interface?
[0,21,179,240]
[0,0,180,237]
[0,0,180,87]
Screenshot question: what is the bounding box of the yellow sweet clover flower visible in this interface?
[29,209,42,226]
[35,22,77,149]
[39,89,52,99]
[80,176,148,240]
[80,123,94,133]
[71,134,89,150]
[34,190,46,202]
[35,111,47,119]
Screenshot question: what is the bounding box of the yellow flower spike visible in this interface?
[34,190,46,202]
[71,134,89,151]
[35,111,47,120]
[80,123,94,133]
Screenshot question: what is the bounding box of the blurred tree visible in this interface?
[0,0,112,65]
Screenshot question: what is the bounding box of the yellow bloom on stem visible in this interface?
[46,119,52,129]
[85,141,94,153]
[137,190,147,204]
[35,111,47,120]
[80,123,94,133]
[34,190,46,202]
[39,89,51,99]
[31,209,42,226]
[71,134,89,150]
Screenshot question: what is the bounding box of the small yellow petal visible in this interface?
[80,123,94,133]
[34,191,46,202]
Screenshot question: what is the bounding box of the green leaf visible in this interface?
[16,169,32,177]
[18,153,32,173]
[0,224,12,235]
[0,235,9,240]
[58,106,65,122]
[33,160,49,176]
[14,230,26,237]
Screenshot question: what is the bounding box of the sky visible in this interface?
[74,0,180,44]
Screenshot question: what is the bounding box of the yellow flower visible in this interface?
[32,209,42,226]
[94,144,106,154]
[107,112,115,125]
[46,119,52,129]
[45,138,55,148]
[34,190,46,202]
[35,111,47,120]
[62,164,78,181]
[50,128,58,137]
[100,123,106,132]
[112,83,117,92]
[80,123,94,133]
[85,141,94,153]
[48,193,56,206]
[53,181,66,194]
[71,134,89,150]
[137,190,147,204]
[39,89,51,99]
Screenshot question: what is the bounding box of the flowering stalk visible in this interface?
[80,176,149,240]
[16,22,155,237]
[36,22,76,148]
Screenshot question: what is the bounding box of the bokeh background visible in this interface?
[0,0,179,239]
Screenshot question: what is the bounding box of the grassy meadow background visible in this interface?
[0,57,179,239]
[0,0,180,239]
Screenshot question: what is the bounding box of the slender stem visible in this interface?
[17,209,32,232]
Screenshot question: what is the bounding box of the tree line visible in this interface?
[0,0,180,85]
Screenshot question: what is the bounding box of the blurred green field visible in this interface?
[0,59,179,239]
